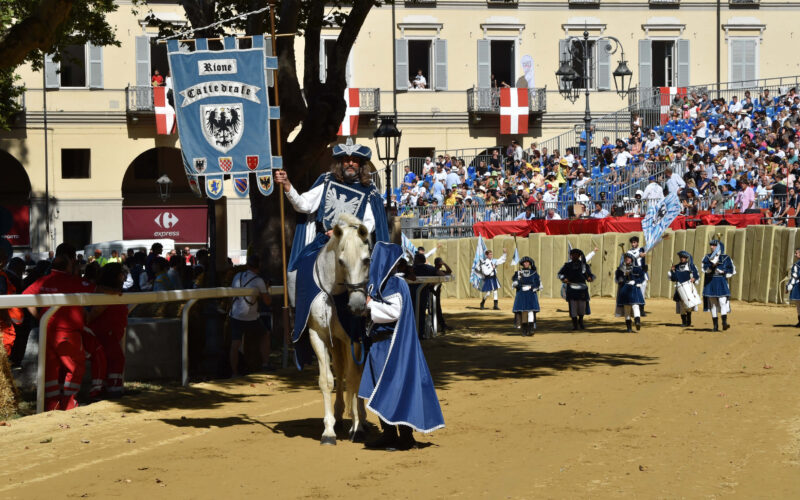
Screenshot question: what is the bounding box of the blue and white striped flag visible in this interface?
[470,236,487,290]
[643,193,682,252]
[401,233,417,262]
[510,247,520,266]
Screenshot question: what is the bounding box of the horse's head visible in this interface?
[331,214,371,316]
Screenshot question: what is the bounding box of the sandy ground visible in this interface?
[2,297,800,499]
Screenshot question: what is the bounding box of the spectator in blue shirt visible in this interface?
[403,165,417,187]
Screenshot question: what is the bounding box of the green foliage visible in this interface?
[0,0,119,130]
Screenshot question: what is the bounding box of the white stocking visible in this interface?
[709,297,719,318]
[632,304,641,318]
[493,290,498,300]
[718,296,729,315]
[527,311,534,324]
[484,291,492,300]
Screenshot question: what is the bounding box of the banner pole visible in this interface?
[268,2,291,369]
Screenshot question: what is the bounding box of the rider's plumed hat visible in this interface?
[332,139,372,160]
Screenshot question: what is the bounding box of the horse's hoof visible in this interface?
[351,430,366,443]
[320,436,337,446]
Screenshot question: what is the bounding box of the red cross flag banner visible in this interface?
[154,86,176,135]
[500,87,529,135]
[660,87,687,125]
[337,88,360,136]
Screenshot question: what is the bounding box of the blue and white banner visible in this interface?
[470,236,487,290]
[167,35,280,198]
[510,247,520,266]
[643,193,681,252]
[401,233,417,262]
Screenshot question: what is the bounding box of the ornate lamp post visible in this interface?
[555,31,633,170]
[156,174,173,202]
[373,115,402,215]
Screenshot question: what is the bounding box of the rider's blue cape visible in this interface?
[290,173,389,369]
[358,243,445,433]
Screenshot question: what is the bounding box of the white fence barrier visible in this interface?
[0,286,284,413]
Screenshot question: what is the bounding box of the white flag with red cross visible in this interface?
[154,86,176,135]
[659,87,687,125]
[500,87,529,135]
[337,88,360,136]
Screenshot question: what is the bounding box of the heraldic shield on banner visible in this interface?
[167,35,281,198]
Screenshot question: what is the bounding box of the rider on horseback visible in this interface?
[274,140,389,368]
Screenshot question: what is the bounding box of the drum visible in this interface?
[676,281,702,309]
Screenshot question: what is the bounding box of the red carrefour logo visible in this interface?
[154,212,180,229]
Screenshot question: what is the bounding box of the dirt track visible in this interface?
[2,297,800,499]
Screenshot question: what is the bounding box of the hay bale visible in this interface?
[0,346,19,419]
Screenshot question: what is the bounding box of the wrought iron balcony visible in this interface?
[466,87,547,114]
[649,0,680,5]
[357,88,380,115]
[126,85,155,114]
[487,0,518,6]
[569,0,600,5]
[404,0,436,6]
[729,0,759,6]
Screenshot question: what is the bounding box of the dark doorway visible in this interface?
[490,40,515,88]
[63,221,92,249]
[150,41,169,81]
[652,41,675,88]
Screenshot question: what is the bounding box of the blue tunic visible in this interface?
[358,243,445,433]
[512,270,541,313]
[701,254,734,298]
[615,265,646,306]
[789,260,800,302]
[481,276,499,293]
[289,173,389,369]
[557,261,595,302]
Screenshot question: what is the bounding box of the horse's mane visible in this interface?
[334,213,363,229]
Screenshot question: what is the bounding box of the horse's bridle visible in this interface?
[338,280,368,295]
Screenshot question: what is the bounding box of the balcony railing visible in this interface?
[357,88,381,114]
[569,0,600,5]
[467,87,547,114]
[649,0,680,4]
[126,85,155,113]
[404,0,436,6]
[729,0,759,6]
[487,0,518,6]
[126,85,380,115]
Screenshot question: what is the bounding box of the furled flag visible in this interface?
[499,87,529,135]
[643,193,682,252]
[511,247,520,266]
[401,233,417,262]
[337,88,360,136]
[154,86,176,135]
[470,235,487,290]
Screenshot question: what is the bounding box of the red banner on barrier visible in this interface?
[473,214,762,239]
[1,204,30,247]
[122,206,207,244]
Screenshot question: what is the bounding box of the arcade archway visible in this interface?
[0,151,32,248]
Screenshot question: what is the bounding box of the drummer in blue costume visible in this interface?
[275,140,389,367]
[512,256,542,337]
[615,253,646,332]
[359,242,445,450]
[701,239,736,332]
[668,250,700,327]
[558,248,595,331]
[785,248,800,328]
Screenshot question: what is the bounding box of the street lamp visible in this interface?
[373,115,402,214]
[156,174,173,202]
[554,31,632,171]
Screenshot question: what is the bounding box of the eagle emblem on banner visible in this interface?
[323,182,365,225]
[193,157,207,174]
[200,103,243,153]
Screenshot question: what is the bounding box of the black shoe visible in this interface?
[722,315,730,331]
[365,424,398,449]
[480,299,486,310]
[395,425,417,451]
[712,317,719,332]
[493,300,500,310]
[634,317,641,331]
[572,317,579,330]
[625,319,633,333]
[578,316,585,330]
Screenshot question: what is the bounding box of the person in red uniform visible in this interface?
[87,263,128,398]
[23,243,95,411]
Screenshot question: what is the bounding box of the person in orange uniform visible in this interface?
[87,263,129,398]
[23,244,95,411]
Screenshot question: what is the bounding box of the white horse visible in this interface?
[307,213,371,445]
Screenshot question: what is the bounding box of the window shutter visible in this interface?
[395,39,408,91]
[638,39,652,90]
[135,35,151,87]
[743,39,757,87]
[676,39,690,88]
[318,40,326,83]
[434,39,447,91]
[346,52,353,87]
[596,40,610,90]
[88,43,103,89]
[477,39,491,89]
[730,39,745,87]
[44,53,59,89]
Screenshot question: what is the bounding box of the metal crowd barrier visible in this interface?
[0,286,284,413]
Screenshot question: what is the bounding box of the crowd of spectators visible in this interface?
[394,86,800,227]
